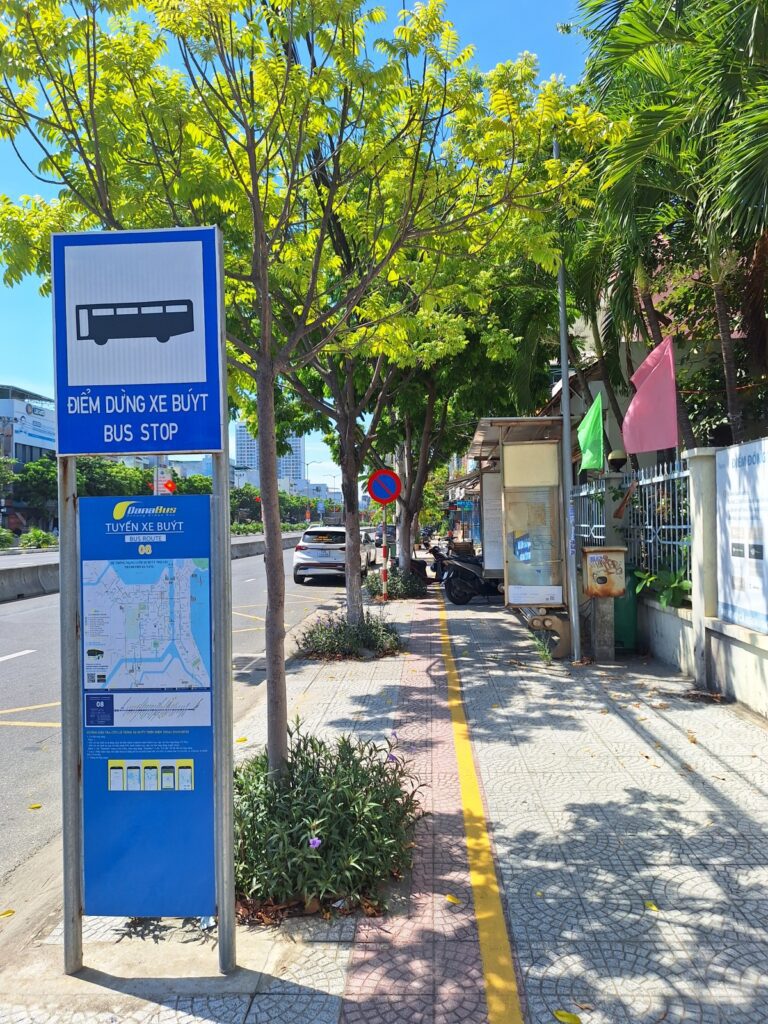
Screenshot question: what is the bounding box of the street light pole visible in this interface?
[554,137,582,664]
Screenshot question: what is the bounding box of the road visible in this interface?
[0,547,349,885]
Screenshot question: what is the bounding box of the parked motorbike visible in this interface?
[442,557,504,605]
[428,543,480,582]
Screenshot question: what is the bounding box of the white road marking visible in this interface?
[0,649,35,664]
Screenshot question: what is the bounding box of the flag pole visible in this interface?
[554,137,582,663]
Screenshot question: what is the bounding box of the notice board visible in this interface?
[481,471,503,574]
[717,439,768,633]
[79,495,215,916]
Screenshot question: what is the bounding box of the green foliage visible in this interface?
[175,474,212,495]
[297,612,402,660]
[635,567,692,608]
[234,723,422,909]
[0,527,14,549]
[19,527,57,549]
[420,466,449,529]
[77,457,152,497]
[0,456,15,498]
[230,521,298,535]
[13,457,57,512]
[230,521,264,536]
[365,569,428,600]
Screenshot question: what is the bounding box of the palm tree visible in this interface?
[578,0,767,442]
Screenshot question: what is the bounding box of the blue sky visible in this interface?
[0,0,584,476]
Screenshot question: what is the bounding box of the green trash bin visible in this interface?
[614,568,638,653]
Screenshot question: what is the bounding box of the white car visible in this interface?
[360,529,376,567]
[293,527,369,584]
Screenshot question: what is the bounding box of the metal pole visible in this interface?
[381,503,389,600]
[554,137,582,662]
[212,449,235,973]
[213,228,235,974]
[59,455,83,974]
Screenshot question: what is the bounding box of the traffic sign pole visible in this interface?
[59,455,83,974]
[212,227,235,974]
[366,470,401,601]
[381,504,389,601]
[212,449,235,974]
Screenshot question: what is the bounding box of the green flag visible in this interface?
[577,392,604,471]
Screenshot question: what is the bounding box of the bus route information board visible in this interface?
[79,495,215,916]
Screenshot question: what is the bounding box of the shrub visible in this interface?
[19,528,57,549]
[0,528,14,550]
[297,610,402,659]
[234,723,422,910]
[365,567,427,600]
[230,521,263,535]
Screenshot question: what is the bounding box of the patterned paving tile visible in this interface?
[245,994,341,1024]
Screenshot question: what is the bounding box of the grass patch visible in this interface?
[234,723,422,918]
[296,610,403,659]
[297,610,402,660]
[365,567,427,600]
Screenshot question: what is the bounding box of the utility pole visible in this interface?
[554,137,583,663]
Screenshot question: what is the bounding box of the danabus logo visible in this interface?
[112,501,136,521]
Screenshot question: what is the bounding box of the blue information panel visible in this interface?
[79,495,215,917]
[53,227,223,455]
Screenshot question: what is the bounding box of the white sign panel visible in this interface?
[717,438,768,632]
[53,227,223,455]
[64,241,207,386]
[481,472,503,573]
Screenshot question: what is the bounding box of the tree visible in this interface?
[578,0,768,443]
[0,2,605,772]
[0,456,15,499]
[175,473,212,495]
[13,456,57,515]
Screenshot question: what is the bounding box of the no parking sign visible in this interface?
[367,469,401,505]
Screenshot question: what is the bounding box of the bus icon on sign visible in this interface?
[76,299,194,346]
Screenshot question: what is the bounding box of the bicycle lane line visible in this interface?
[438,596,525,1024]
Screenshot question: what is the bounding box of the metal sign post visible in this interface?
[54,226,234,975]
[367,469,402,601]
[59,455,83,975]
[553,138,583,662]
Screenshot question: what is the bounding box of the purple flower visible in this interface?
[308,836,322,850]
[391,730,398,740]
[386,753,398,763]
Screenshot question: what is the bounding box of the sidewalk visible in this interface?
[2,595,768,1022]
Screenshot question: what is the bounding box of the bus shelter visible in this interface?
[468,417,569,611]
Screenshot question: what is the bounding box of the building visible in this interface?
[235,423,258,469]
[235,423,306,483]
[0,385,56,465]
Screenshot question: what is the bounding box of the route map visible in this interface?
[82,558,211,690]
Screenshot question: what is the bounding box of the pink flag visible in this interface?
[622,337,679,453]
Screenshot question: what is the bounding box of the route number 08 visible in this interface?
[137,544,153,555]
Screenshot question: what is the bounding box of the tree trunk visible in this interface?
[742,230,768,373]
[341,443,365,625]
[638,289,697,451]
[713,281,745,443]
[396,446,409,572]
[256,357,288,775]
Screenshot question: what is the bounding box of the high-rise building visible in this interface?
[235,422,259,469]
[278,434,305,482]
[235,424,305,483]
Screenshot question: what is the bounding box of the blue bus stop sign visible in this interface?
[52,227,224,455]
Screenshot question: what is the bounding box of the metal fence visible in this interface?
[572,477,606,551]
[572,460,692,580]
